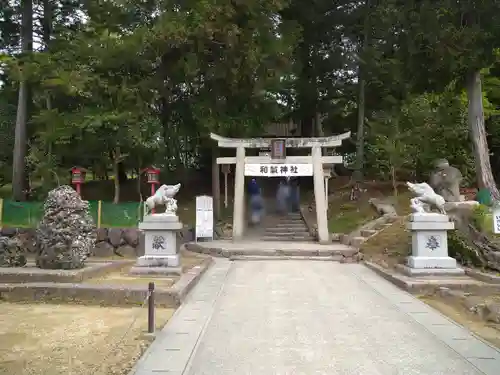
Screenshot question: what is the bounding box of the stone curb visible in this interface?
[0,260,133,284]
[363,261,500,294]
[184,242,358,259]
[464,268,500,284]
[171,255,213,302]
[229,255,343,261]
[0,257,213,308]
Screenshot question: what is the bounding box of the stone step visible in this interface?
[262,225,308,232]
[349,236,366,247]
[267,223,306,227]
[360,229,377,237]
[262,236,314,241]
[385,215,398,223]
[184,242,359,260]
[265,233,310,238]
[274,222,306,226]
[265,230,310,235]
[230,255,343,262]
[374,223,393,230]
[262,232,311,236]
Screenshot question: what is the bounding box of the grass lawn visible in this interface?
[326,186,412,235]
[327,199,377,234]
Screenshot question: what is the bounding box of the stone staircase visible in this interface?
[260,212,315,242]
[339,214,399,247]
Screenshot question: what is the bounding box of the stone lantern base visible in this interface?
[399,213,464,276]
[129,214,183,276]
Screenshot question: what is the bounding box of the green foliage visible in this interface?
[365,90,474,182]
[471,204,491,231]
[448,230,483,267]
[2,0,500,199]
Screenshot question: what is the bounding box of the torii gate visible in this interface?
[211,132,350,244]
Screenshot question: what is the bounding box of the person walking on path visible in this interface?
[248,178,264,224]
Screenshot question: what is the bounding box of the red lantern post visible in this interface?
[71,167,86,195]
[144,167,160,213]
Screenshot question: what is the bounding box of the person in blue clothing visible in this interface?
[248,178,264,224]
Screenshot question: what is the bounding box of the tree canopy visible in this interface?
[2,0,500,200]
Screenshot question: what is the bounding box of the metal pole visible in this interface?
[148,282,155,334]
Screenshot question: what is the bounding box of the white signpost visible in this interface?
[244,163,313,177]
[196,195,214,241]
[493,206,500,234]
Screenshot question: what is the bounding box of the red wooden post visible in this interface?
[71,167,86,196]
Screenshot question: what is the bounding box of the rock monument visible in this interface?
[402,181,464,275]
[35,185,96,269]
[0,236,26,267]
[429,159,462,202]
[131,183,183,275]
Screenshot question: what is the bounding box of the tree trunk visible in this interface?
[117,162,128,183]
[355,77,366,178]
[112,147,121,204]
[314,112,324,137]
[137,155,143,201]
[466,70,500,200]
[354,0,370,181]
[42,0,53,158]
[12,0,33,201]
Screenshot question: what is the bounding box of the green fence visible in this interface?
[0,199,144,228]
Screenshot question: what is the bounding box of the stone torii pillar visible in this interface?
[233,146,246,240]
[312,146,329,243]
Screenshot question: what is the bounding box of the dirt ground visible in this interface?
[0,303,174,375]
[361,217,410,267]
[420,295,500,349]
[86,266,178,288]
[87,250,207,288]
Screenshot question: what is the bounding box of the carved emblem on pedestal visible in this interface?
[425,235,440,251]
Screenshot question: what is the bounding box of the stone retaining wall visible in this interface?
[0,226,194,258]
[0,256,213,308]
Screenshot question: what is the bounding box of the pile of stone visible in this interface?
[94,228,142,257]
[35,185,96,269]
[93,226,193,257]
[0,236,26,267]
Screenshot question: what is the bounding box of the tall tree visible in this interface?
[354,0,371,180]
[12,0,33,200]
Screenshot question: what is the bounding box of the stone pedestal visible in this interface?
[130,214,183,276]
[401,213,464,276]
